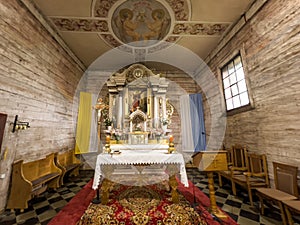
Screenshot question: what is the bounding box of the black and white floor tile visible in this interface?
[0,171,94,225]
[186,167,299,225]
[0,168,299,225]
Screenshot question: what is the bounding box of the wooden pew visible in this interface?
[7,153,62,211]
[55,149,81,186]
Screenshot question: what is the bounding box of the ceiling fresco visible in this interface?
[32,0,255,67]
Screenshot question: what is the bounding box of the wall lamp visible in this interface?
[11,115,30,133]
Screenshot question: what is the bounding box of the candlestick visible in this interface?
[106,135,110,143]
[169,135,174,143]
[105,135,111,153]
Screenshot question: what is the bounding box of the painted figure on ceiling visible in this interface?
[120,8,140,42]
[143,9,165,41]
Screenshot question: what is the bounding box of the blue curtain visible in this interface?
[189,94,206,152]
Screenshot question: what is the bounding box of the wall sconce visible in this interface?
[11,115,30,133]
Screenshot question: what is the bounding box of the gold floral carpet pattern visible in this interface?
[77,182,208,225]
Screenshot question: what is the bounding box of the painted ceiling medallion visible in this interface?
[46,0,233,61]
[111,0,172,47]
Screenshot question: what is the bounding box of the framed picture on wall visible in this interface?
[0,113,7,152]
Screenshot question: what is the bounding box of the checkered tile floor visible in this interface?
[0,168,298,225]
[0,170,94,225]
[186,167,286,225]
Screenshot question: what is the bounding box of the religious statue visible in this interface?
[93,98,107,123]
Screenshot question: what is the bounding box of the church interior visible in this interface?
[0,0,299,224]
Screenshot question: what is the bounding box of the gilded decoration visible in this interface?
[51,18,108,32]
[165,0,189,21]
[94,0,118,17]
[173,23,230,35]
[105,63,173,142]
[99,34,121,47]
[111,0,171,46]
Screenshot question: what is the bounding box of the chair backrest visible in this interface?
[248,153,269,186]
[226,148,233,166]
[273,162,298,197]
[232,144,248,168]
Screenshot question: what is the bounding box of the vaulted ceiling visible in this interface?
[32,0,255,68]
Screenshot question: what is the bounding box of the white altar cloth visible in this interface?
[92,150,189,189]
[110,144,169,151]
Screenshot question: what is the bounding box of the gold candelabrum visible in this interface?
[105,135,111,153]
[168,135,175,154]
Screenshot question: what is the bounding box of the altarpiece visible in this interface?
[99,63,174,147]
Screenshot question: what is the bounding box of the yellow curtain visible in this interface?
[75,92,92,154]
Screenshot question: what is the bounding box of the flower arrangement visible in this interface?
[104,118,112,127]
[114,129,122,141]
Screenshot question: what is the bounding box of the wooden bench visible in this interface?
[55,149,81,186]
[6,153,62,211]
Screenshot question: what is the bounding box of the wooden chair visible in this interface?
[282,200,300,225]
[256,162,298,225]
[231,153,269,206]
[218,144,248,187]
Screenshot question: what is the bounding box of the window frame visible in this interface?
[218,48,254,116]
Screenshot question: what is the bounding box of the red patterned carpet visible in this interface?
[49,178,237,225]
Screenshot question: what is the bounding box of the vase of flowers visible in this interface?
[161,118,169,134]
[154,128,163,143]
[104,118,112,130]
[113,129,122,144]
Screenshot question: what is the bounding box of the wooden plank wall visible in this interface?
[0,0,84,211]
[206,0,300,183]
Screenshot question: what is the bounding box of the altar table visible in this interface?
[92,150,189,204]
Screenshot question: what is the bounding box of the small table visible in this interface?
[92,150,189,204]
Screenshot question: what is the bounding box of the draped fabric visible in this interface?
[75,92,98,154]
[89,94,98,152]
[189,94,206,152]
[180,95,194,152]
[180,94,206,152]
